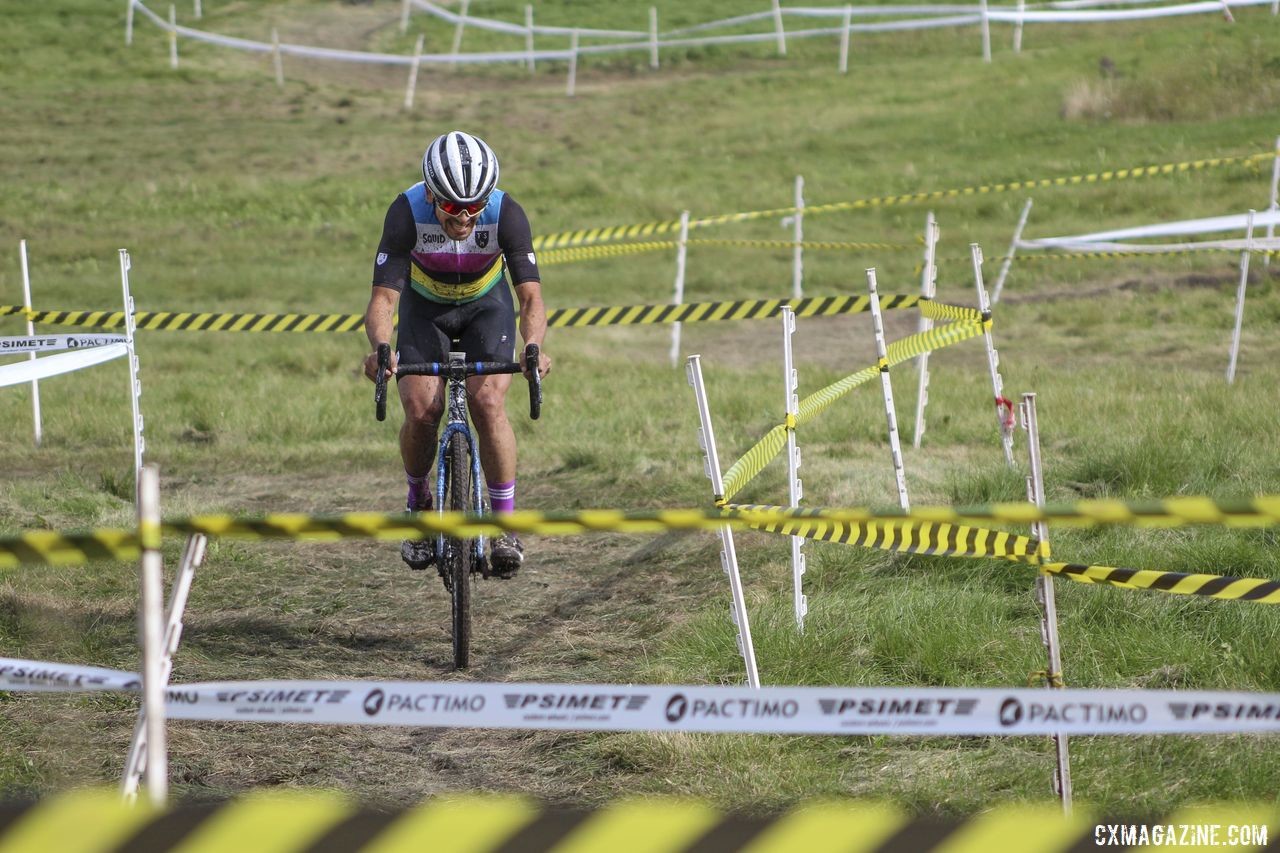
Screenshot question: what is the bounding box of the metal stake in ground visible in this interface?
[867,269,910,510]
[913,212,938,449]
[971,243,1016,467]
[1020,393,1073,814]
[686,355,761,688]
[991,198,1033,304]
[122,534,207,801]
[1226,210,1255,384]
[669,210,690,367]
[138,466,168,806]
[120,250,146,490]
[780,307,807,631]
[19,240,42,447]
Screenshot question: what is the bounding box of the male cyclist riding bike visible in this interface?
[362,130,552,579]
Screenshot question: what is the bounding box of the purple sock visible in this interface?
[488,479,515,514]
[406,472,432,512]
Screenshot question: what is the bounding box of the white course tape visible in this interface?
[1026,210,1280,247]
[6,662,1280,735]
[0,334,128,355]
[987,0,1271,21]
[155,681,1280,737]
[0,657,140,693]
[1021,237,1280,254]
[0,343,128,388]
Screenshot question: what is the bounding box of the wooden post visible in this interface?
[565,29,579,97]
[138,466,168,806]
[271,28,284,87]
[126,0,135,45]
[980,0,992,63]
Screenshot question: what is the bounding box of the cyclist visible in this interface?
[362,130,551,579]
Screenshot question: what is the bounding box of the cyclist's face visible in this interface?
[432,195,480,241]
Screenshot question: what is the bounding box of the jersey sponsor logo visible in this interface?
[528,253,537,265]
[475,229,489,248]
[376,252,388,266]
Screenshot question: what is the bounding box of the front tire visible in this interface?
[445,432,472,669]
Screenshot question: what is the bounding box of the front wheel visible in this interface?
[444,432,472,669]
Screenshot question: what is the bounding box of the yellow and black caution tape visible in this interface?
[548,293,946,328]
[4,502,1280,604]
[1044,561,1280,603]
[740,515,1046,563]
[532,150,1278,250]
[1,294,966,334]
[540,238,916,266]
[0,307,366,333]
[12,787,1271,852]
[719,314,987,502]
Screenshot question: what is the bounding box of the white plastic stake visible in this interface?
[404,34,425,110]
[525,6,535,72]
[867,269,911,511]
[400,0,411,34]
[686,356,761,688]
[19,241,42,448]
[1013,0,1025,52]
[980,0,992,62]
[670,210,690,367]
[972,244,1015,466]
[120,250,146,486]
[649,7,659,69]
[122,535,207,800]
[565,29,579,97]
[792,175,804,300]
[169,5,178,69]
[1020,394,1073,814]
[771,0,787,56]
[992,198,1033,304]
[1226,210,1255,384]
[780,308,807,631]
[1265,136,1279,266]
[193,0,201,20]
[913,213,938,449]
[450,0,470,63]
[1219,0,1235,22]
[271,28,284,87]
[126,0,135,45]
[838,5,852,73]
[138,466,167,806]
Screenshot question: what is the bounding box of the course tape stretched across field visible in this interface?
[719,311,986,502]
[5,500,1280,604]
[539,237,917,266]
[0,789,1274,853]
[0,293,946,334]
[532,151,1278,250]
[6,656,1280,738]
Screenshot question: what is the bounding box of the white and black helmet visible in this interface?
[421,131,500,205]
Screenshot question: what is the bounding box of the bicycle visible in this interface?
[374,341,542,670]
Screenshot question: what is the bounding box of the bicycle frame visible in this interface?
[435,352,488,574]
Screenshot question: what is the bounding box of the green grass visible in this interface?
[1,0,1279,815]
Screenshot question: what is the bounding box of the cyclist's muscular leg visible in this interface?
[399,374,446,477]
[466,373,515,484]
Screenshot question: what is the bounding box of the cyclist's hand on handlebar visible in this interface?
[363,346,397,382]
[522,347,551,381]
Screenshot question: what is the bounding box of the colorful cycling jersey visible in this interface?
[371,182,540,304]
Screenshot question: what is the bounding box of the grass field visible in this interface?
[2,0,1279,816]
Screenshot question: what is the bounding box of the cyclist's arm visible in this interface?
[515,281,550,378]
[363,195,415,382]
[497,194,550,378]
